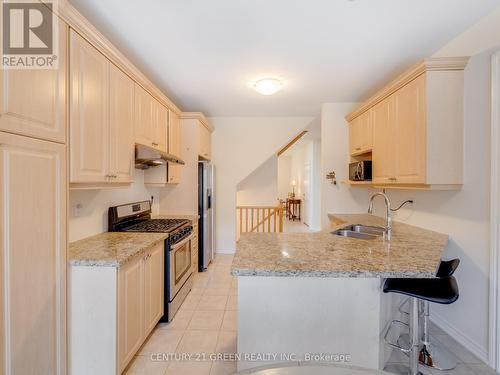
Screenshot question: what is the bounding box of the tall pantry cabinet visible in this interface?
[0,19,68,375]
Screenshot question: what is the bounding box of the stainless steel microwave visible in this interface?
[349,161,372,181]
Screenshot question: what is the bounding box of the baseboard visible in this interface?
[216,249,235,254]
[431,312,489,364]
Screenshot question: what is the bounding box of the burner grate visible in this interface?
[123,219,188,233]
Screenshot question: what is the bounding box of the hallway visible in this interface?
[283,219,314,233]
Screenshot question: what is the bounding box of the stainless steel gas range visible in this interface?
[108,200,193,322]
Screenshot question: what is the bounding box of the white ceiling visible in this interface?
[69,0,499,117]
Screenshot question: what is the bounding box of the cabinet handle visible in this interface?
[152,142,159,147]
[355,147,361,151]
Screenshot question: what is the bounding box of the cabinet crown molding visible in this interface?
[346,56,470,122]
[50,0,182,115]
[180,112,214,132]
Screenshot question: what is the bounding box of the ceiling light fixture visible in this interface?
[253,78,283,95]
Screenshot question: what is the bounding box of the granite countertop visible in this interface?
[69,232,168,267]
[231,214,448,278]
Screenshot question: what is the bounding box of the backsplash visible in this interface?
[69,171,160,242]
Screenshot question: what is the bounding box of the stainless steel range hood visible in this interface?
[135,143,185,170]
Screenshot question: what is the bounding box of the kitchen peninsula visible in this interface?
[231,214,448,371]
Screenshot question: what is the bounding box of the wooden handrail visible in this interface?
[236,205,284,241]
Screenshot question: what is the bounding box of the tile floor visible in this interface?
[283,219,313,233]
[125,254,497,375]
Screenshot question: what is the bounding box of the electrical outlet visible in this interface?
[74,203,83,217]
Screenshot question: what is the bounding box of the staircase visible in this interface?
[236,205,284,241]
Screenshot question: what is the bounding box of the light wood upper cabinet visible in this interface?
[144,109,182,186]
[0,22,67,143]
[347,57,468,188]
[144,244,164,335]
[109,64,135,183]
[135,86,169,152]
[134,84,155,148]
[0,131,67,375]
[372,96,396,183]
[168,110,182,184]
[155,103,169,153]
[198,123,212,160]
[349,111,372,156]
[373,75,426,184]
[70,30,135,186]
[69,31,110,183]
[168,110,182,159]
[393,74,426,184]
[118,255,144,373]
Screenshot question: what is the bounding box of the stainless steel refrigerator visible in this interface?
[198,161,215,271]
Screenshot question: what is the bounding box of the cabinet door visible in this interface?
[118,257,144,373]
[349,112,372,155]
[168,110,181,158]
[69,31,109,183]
[0,21,67,143]
[372,97,397,183]
[134,85,155,148]
[155,103,168,152]
[0,132,67,375]
[360,111,373,151]
[394,75,426,184]
[349,117,361,155]
[144,244,164,335]
[199,124,211,160]
[109,64,134,183]
[168,164,181,184]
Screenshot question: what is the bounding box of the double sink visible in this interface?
[332,224,386,240]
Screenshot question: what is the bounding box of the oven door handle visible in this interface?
[170,233,193,251]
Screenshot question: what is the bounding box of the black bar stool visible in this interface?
[419,259,460,370]
[383,270,459,375]
[396,259,460,370]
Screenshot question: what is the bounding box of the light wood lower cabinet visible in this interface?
[143,244,164,337]
[117,256,144,372]
[70,243,164,375]
[0,131,67,375]
[0,21,67,143]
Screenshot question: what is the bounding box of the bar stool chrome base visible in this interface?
[398,334,458,371]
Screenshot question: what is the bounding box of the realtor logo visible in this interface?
[2,0,59,69]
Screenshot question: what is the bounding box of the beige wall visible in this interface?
[320,103,373,229]
[433,5,500,58]
[68,172,161,242]
[376,47,495,363]
[237,156,279,207]
[211,116,314,252]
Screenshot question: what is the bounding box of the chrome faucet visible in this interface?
[368,192,392,241]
